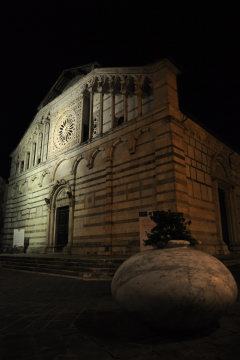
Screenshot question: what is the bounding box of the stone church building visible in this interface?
[1,59,240,256]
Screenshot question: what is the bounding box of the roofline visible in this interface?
[181,107,240,156]
[37,62,101,110]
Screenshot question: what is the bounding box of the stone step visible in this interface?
[1,263,113,280]
[0,255,125,280]
[2,263,77,275]
[2,253,240,280]
[0,258,119,270]
[1,261,116,273]
[0,255,124,266]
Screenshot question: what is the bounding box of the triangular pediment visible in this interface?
[38,61,101,110]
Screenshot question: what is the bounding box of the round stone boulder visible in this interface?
[111,248,238,330]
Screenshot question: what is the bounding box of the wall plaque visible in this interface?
[13,228,25,250]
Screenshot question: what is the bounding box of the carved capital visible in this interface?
[120,76,130,95]
[133,75,145,95]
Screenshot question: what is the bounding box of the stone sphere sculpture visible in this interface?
[111,245,238,330]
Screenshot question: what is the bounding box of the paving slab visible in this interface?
[0,265,240,359]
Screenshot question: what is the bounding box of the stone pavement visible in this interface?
[0,265,240,360]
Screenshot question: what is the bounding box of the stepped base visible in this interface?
[0,254,126,280]
[1,252,240,280]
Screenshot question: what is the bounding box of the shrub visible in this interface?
[144,210,197,249]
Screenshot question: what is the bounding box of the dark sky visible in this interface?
[1,2,239,180]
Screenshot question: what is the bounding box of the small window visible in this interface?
[20,161,24,172]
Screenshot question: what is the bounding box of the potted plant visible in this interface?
[144,210,197,249]
[111,210,238,331]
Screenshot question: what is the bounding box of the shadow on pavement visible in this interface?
[75,308,220,344]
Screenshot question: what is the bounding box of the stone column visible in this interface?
[24,152,28,171]
[41,122,46,163]
[34,132,40,166]
[135,76,145,117]
[99,87,103,136]
[88,88,93,140]
[79,93,84,143]
[121,77,129,123]
[97,77,104,136]
[19,159,22,174]
[109,77,116,129]
[29,140,35,168]
[111,91,115,128]
[44,118,50,161]
[41,113,50,162]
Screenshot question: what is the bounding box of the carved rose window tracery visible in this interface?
[58,118,75,144]
[54,113,76,149]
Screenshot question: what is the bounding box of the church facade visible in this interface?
[1,59,240,256]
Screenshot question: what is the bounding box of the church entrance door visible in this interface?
[55,206,69,252]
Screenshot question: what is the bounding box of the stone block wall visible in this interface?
[2,166,50,253]
[182,119,240,254]
[1,59,240,256]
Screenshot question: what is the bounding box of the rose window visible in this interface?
[55,115,76,148]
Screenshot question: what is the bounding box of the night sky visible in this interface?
[1,2,239,180]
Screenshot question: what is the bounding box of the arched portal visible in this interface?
[46,179,74,254]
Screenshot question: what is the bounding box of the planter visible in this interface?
[111,242,238,331]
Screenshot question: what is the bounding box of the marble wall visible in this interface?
[1,59,240,256]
